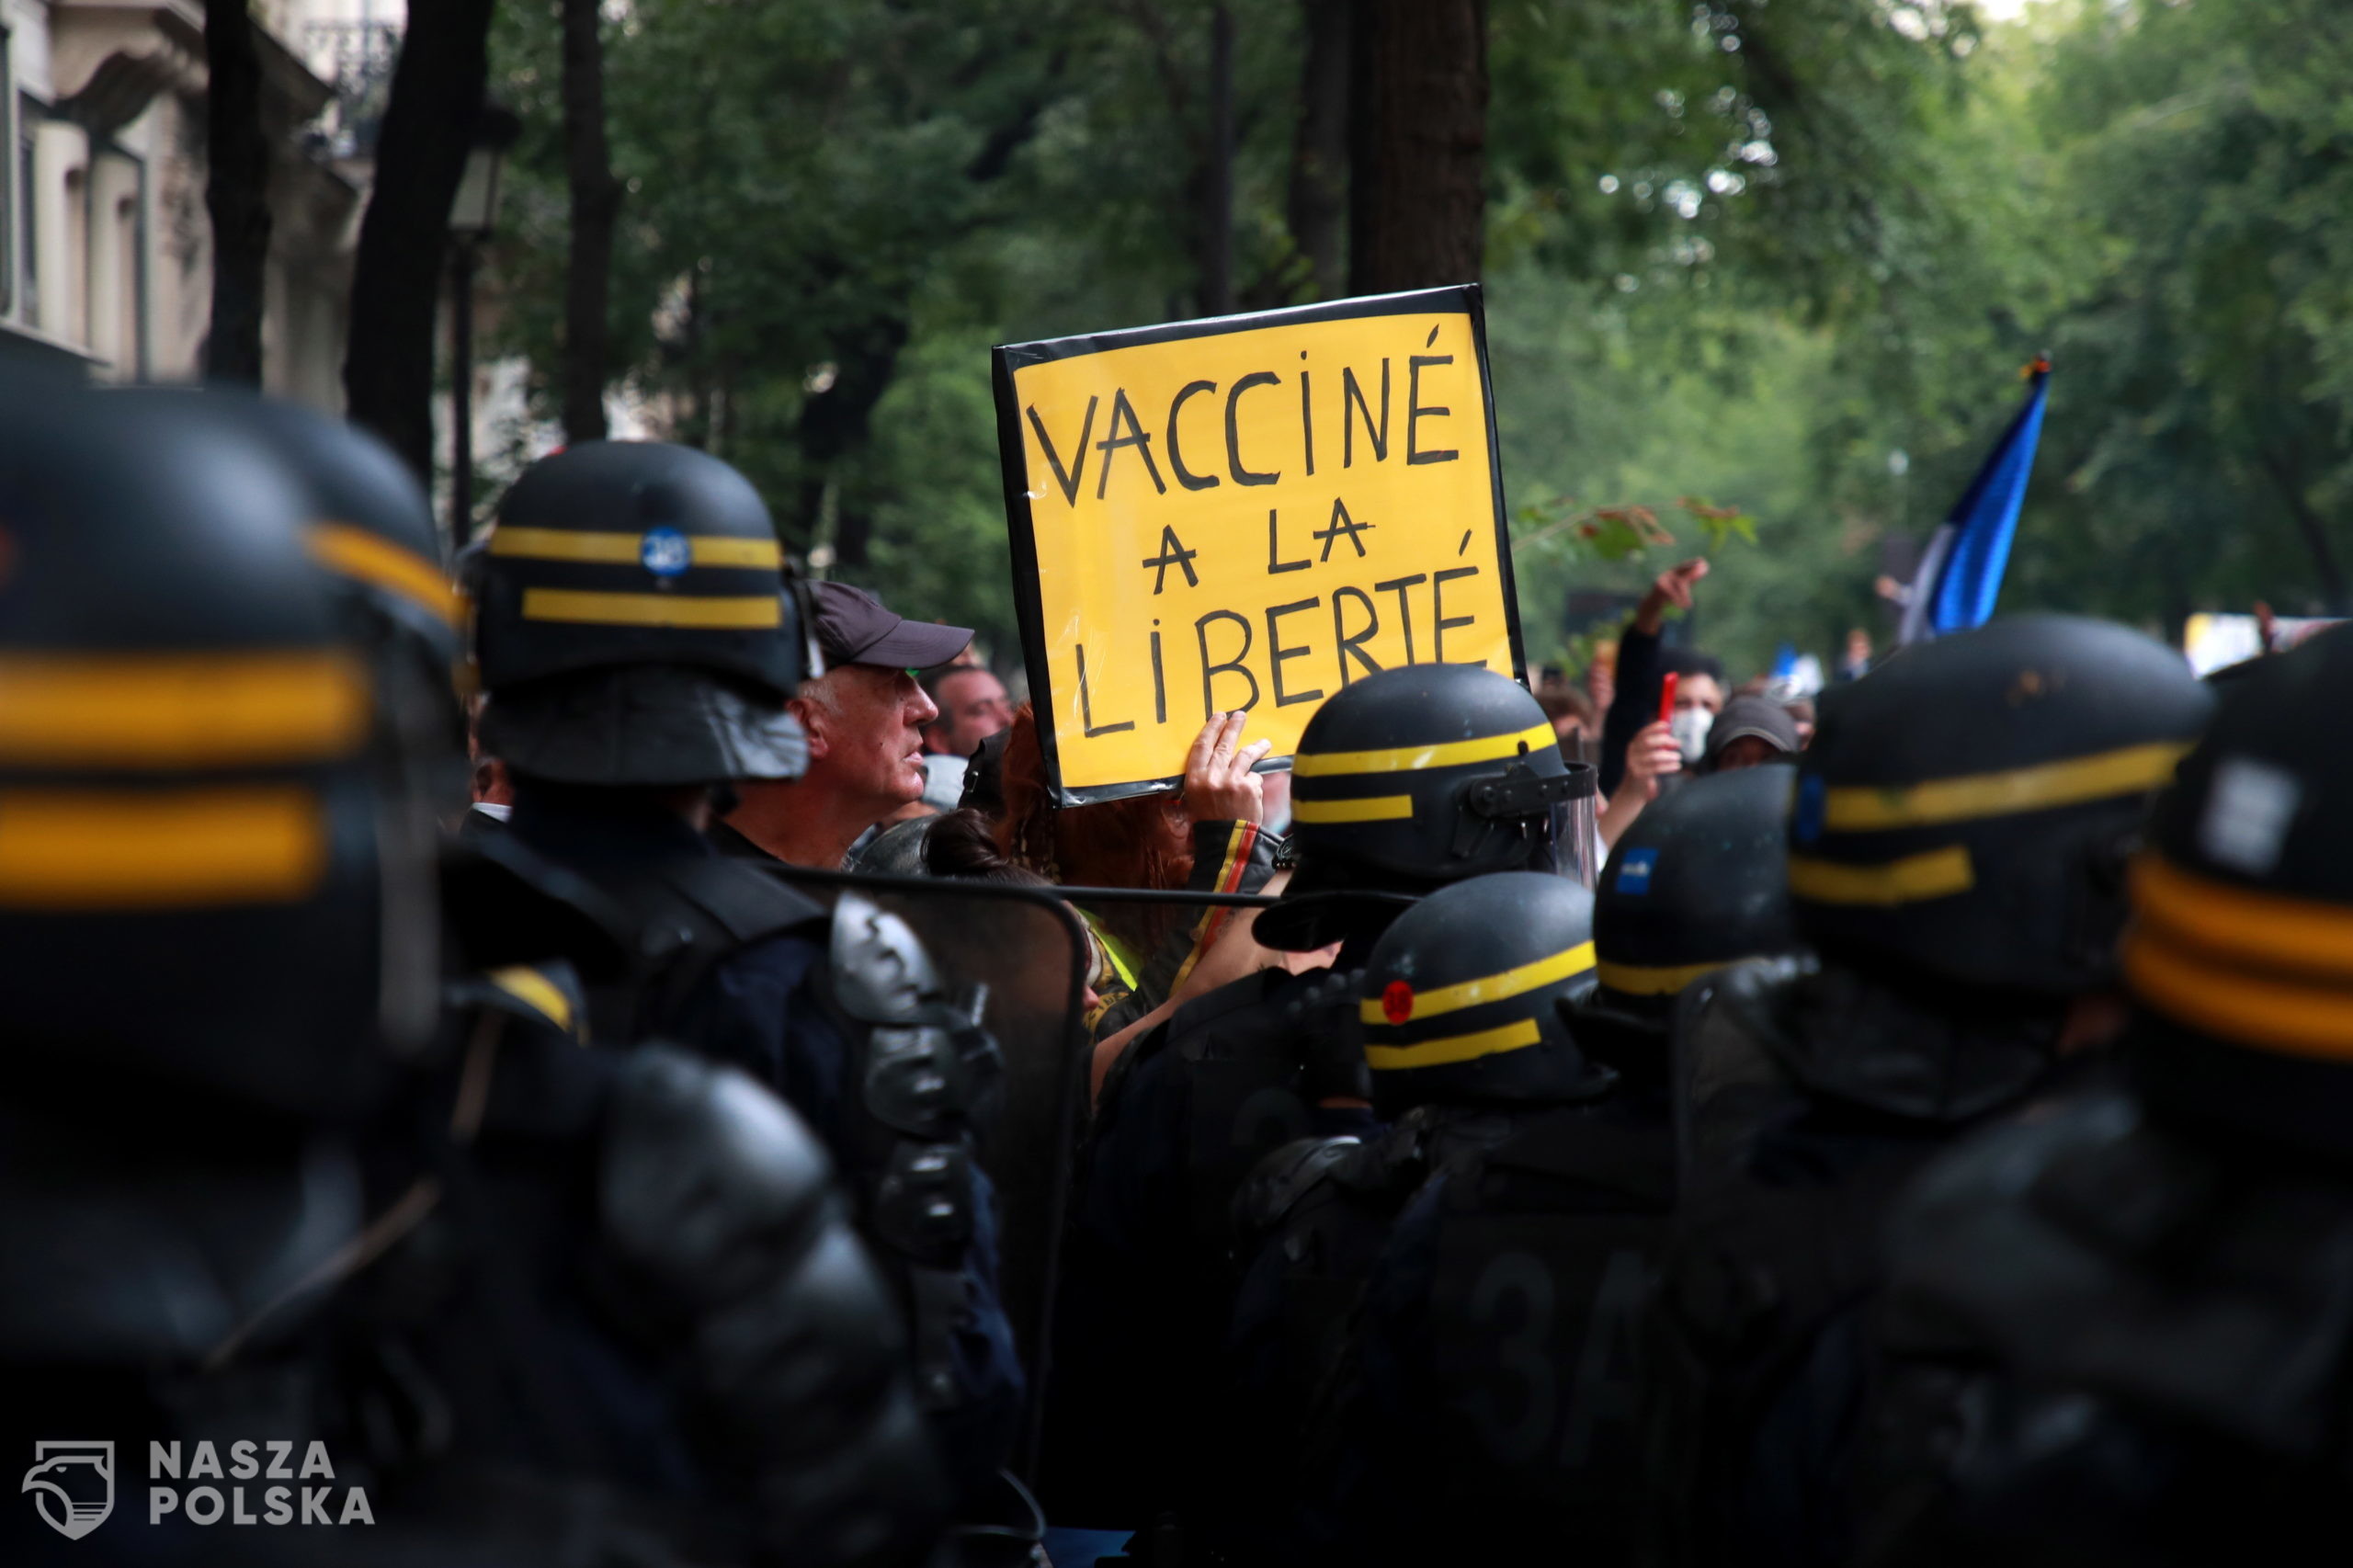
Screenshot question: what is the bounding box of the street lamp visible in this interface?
[447,104,520,547]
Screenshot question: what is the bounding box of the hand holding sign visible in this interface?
[1184,710,1273,824]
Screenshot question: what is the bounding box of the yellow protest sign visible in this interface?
[993,286,1524,803]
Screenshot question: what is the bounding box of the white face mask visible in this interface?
[1668,706,1711,765]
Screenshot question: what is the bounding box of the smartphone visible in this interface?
[1658,671,1679,727]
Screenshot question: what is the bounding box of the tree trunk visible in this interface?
[1287,0,1351,300]
[201,0,270,383]
[344,0,498,481]
[1348,0,1487,293]
[796,312,910,569]
[2257,445,2350,611]
[561,0,621,444]
[1199,5,1234,316]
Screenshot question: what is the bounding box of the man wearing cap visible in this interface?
[718,580,973,868]
[1702,691,1802,773]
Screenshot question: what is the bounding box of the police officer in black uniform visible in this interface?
[1050,663,1594,1536]
[469,441,1023,1512]
[1229,871,1611,1562]
[0,390,939,1566]
[1262,765,1793,1568]
[1213,774,1793,1565]
[1586,763,1810,1191]
[1857,627,2353,1567]
[1644,614,2213,1568]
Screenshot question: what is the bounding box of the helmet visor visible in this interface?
[1536,789,1599,889]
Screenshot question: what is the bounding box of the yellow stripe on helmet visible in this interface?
[488,964,582,1040]
[0,785,326,907]
[2123,923,2353,1062]
[1293,720,1557,778]
[1595,956,1742,996]
[489,527,782,570]
[0,653,370,767]
[309,523,462,629]
[1365,1017,1542,1071]
[1290,793,1415,824]
[1786,845,1973,906]
[2131,853,2353,982]
[1822,742,2191,834]
[1358,940,1595,1027]
[520,588,782,630]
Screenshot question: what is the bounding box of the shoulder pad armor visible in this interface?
[1234,1135,1363,1240]
[1707,958,1806,1065]
[1887,1088,2353,1458]
[1776,961,2059,1122]
[831,891,946,1025]
[600,1050,953,1565]
[1341,1107,1451,1199]
[1172,963,1302,1041]
[601,1047,835,1309]
[662,855,830,946]
[438,828,635,979]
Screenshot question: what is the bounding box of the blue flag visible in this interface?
[1898,360,2052,644]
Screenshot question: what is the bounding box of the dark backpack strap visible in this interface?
[588,858,830,1047]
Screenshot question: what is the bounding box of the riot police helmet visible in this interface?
[1788,614,2211,998]
[1259,664,1597,949]
[1591,763,1802,1014]
[472,441,810,786]
[114,390,470,822]
[108,386,460,672]
[1358,870,1607,1118]
[2118,628,2353,1157]
[0,389,435,1115]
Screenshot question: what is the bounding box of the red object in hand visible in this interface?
[1381,982,1415,1024]
[1658,671,1679,726]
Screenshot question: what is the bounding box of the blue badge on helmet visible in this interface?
[1794,774,1826,844]
[640,527,692,578]
[1616,848,1658,894]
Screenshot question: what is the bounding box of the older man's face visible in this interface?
[804,665,939,811]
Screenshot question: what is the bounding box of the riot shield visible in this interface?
[1667,954,1813,1196]
[749,866,1289,1483]
[750,867,1086,1363]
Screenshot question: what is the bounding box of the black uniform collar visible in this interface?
[509,779,715,869]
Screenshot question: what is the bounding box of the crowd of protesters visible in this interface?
[8,381,2348,1568]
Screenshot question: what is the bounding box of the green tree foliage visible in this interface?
[483,0,2353,684]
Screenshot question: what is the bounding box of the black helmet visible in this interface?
[115,391,470,824]
[1788,614,2211,997]
[1593,763,1803,1012]
[0,390,436,1114]
[1358,870,1606,1116]
[472,442,809,786]
[1261,665,1597,949]
[2118,628,2353,1157]
[107,387,460,669]
[475,440,799,692]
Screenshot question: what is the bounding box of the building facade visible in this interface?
[0,0,392,403]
